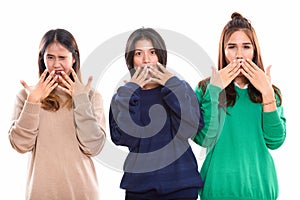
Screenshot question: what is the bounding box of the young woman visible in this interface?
[8,28,106,200]
[109,27,204,200]
[193,12,286,200]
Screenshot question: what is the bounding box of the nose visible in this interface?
[53,59,61,67]
[236,48,244,60]
[143,52,150,63]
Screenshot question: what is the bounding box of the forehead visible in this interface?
[227,30,251,44]
[45,42,71,54]
[134,39,154,50]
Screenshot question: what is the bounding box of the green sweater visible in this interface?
[193,83,286,200]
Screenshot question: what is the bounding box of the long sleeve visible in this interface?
[193,83,222,147]
[161,76,203,139]
[262,94,286,149]
[73,90,106,156]
[109,82,142,150]
[8,89,40,153]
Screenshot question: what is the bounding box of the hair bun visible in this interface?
[231,12,243,19]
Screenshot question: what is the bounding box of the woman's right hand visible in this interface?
[210,59,241,89]
[130,66,151,88]
[20,69,58,103]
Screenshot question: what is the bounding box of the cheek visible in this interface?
[151,55,159,62]
[244,51,254,60]
[133,57,143,67]
[65,58,75,69]
[224,50,236,62]
[44,60,53,70]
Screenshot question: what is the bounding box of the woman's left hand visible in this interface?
[241,58,273,96]
[148,62,174,86]
[58,69,92,96]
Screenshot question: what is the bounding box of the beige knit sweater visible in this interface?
[8,88,106,200]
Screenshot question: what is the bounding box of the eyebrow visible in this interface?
[45,53,67,58]
[134,47,155,51]
[227,42,252,45]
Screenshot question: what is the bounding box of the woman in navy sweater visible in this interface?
[109,27,204,200]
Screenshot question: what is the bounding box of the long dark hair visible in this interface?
[125,27,167,75]
[198,12,282,108]
[38,28,81,111]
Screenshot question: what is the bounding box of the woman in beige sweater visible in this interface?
[8,28,106,200]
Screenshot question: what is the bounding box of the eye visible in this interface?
[134,51,142,56]
[244,45,252,49]
[46,55,54,60]
[150,49,156,55]
[58,56,67,60]
[227,45,236,49]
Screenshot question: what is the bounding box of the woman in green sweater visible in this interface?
[193,12,286,200]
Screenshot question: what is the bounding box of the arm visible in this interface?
[109,82,142,150]
[73,90,106,157]
[8,89,40,153]
[161,76,203,139]
[193,83,222,147]
[262,93,286,149]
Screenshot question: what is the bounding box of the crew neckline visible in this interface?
[234,81,248,89]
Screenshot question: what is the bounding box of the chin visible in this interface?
[237,72,244,77]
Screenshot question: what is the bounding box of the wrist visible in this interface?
[27,95,41,103]
[262,99,276,106]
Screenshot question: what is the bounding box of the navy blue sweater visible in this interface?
[109,76,204,199]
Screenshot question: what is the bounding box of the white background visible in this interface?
[1,0,298,199]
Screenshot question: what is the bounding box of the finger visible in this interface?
[266,65,272,77]
[57,85,72,96]
[59,77,72,89]
[20,80,30,90]
[47,82,59,93]
[226,60,239,72]
[44,70,55,83]
[231,68,241,79]
[211,66,217,76]
[139,67,149,82]
[241,61,254,75]
[228,61,240,74]
[86,76,93,88]
[132,67,142,79]
[245,58,260,71]
[60,71,74,85]
[136,67,148,82]
[48,75,59,87]
[240,68,252,80]
[39,68,49,82]
[71,69,79,82]
[156,62,167,73]
[148,67,161,79]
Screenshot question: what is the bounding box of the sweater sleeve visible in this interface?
[161,76,204,140]
[73,89,106,157]
[262,94,286,150]
[8,89,40,153]
[193,83,222,147]
[109,82,142,150]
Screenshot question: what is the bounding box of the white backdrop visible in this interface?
[1,0,298,199]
